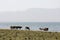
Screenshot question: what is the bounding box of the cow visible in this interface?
[10,26,22,30]
[10,26,16,29]
[25,26,30,30]
[39,27,48,31]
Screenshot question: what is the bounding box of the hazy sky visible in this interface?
[0,0,60,22]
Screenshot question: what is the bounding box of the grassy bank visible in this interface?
[0,29,60,40]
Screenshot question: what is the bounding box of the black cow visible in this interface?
[25,27,30,30]
[10,26,22,30]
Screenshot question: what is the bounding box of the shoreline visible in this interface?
[0,29,60,32]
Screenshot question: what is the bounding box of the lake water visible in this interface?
[0,22,60,32]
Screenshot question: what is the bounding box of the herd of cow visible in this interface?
[10,26,48,31]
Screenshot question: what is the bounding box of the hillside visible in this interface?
[0,29,60,40]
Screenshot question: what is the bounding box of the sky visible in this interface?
[0,0,60,22]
